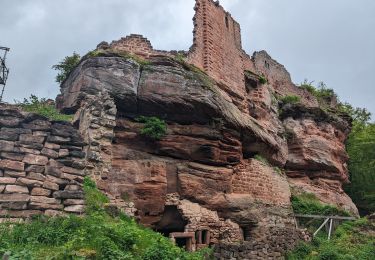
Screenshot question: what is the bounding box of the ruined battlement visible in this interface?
[105,0,318,109]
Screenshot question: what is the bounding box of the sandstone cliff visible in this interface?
[53,46,358,258]
[0,0,360,258]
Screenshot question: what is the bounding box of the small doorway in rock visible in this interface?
[241,226,252,241]
[155,206,187,237]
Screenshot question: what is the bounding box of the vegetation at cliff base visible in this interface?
[286,218,375,260]
[17,94,73,121]
[52,52,81,84]
[136,116,167,140]
[0,177,211,260]
[291,192,350,217]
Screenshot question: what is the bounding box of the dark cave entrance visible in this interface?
[155,206,187,237]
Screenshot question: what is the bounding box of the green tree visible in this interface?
[345,122,375,215]
[52,52,81,83]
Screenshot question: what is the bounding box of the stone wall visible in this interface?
[0,105,86,222]
[187,0,247,103]
[232,159,290,206]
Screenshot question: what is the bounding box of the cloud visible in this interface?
[1,0,374,118]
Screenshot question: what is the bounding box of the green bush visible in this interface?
[280,95,301,105]
[291,192,350,216]
[299,80,336,105]
[136,116,167,140]
[259,75,268,84]
[52,52,81,84]
[17,95,73,121]
[0,177,210,260]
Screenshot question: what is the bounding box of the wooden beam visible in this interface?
[313,218,330,237]
[294,214,356,220]
[328,218,334,240]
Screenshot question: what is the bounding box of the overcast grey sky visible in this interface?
[1,0,374,117]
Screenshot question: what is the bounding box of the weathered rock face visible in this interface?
[54,49,358,258]
[0,105,87,221]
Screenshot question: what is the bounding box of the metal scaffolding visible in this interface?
[0,46,10,102]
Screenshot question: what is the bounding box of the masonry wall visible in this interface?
[187,0,250,107]
[232,159,291,205]
[0,105,87,222]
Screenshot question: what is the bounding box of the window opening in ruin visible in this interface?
[175,237,189,249]
[225,16,229,29]
[202,230,209,244]
[264,60,270,69]
[155,206,187,237]
[241,226,252,241]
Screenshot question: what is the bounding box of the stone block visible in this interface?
[29,202,63,210]
[0,193,30,202]
[23,154,49,166]
[0,209,42,218]
[16,178,43,187]
[63,199,85,206]
[0,140,15,152]
[31,187,51,196]
[25,165,45,173]
[27,172,46,181]
[0,159,24,171]
[1,152,24,161]
[53,190,84,199]
[43,181,59,191]
[17,142,44,150]
[64,184,81,191]
[30,196,60,204]
[46,175,68,185]
[4,185,29,194]
[0,185,4,193]
[47,135,71,144]
[19,134,45,144]
[61,172,84,182]
[0,177,17,184]
[41,148,59,159]
[61,166,85,176]
[19,147,41,155]
[64,205,85,213]
[58,149,69,158]
[22,120,51,131]
[45,165,62,178]
[33,131,50,137]
[45,142,61,150]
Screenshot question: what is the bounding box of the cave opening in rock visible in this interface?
[155,206,187,237]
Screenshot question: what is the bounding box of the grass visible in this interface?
[280,95,301,105]
[291,192,350,217]
[286,218,375,260]
[299,80,336,106]
[87,49,151,67]
[17,95,73,121]
[0,177,212,260]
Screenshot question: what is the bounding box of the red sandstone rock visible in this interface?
[4,185,29,194]
[0,159,24,171]
[23,154,49,166]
